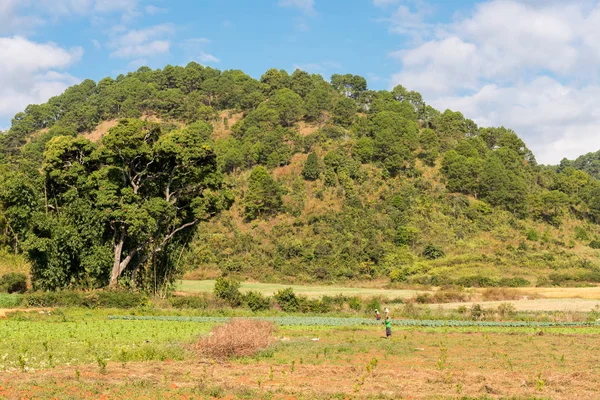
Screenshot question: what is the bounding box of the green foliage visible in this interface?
[0,272,27,294]
[243,290,271,312]
[214,277,241,307]
[422,245,445,260]
[589,240,600,250]
[526,229,539,242]
[244,166,284,220]
[3,63,600,289]
[301,152,322,181]
[274,288,299,312]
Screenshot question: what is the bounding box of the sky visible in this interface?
[1,0,600,164]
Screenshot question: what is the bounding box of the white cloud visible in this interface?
[109,23,173,58]
[182,38,219,64]
[145,5,167,15]
[385,0,600,164]
[278,0,315,14]
[91,39,101,49]
[197,51,219,64]
[0,36,82,118]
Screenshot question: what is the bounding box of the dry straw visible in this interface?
[196,319,275,359]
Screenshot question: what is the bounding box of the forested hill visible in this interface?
[1,63,600,290]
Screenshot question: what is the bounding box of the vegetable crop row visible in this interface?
[107,315,600,328]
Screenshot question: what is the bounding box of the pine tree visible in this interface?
[244,166,283,220]
[302,152,321,181]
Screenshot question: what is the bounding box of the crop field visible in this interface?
[1,309,600,399]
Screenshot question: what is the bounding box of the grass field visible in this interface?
[1,308,600,399]
[177,279,426,299]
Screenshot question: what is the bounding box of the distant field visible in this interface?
[429,298,600,312]
[176,279,425,299]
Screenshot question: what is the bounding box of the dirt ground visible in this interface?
[2,328,600,399]
[0,308,51,318]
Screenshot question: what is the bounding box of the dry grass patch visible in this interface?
[481,287,539,301]
[196,319,275,359]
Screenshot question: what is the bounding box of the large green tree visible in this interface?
[27,119,231,289]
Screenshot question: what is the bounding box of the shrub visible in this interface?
[455,275,497,287]
[526,229,539,241]
[196,319,275,359]
[0,293,24,307]
[589,240,600,249]
[470,304,483,320]
[422,244,444,260]
[0,273,27,294]
[243,291,271,312]
[497,277,530,287]
[364,297,382,314]
[575,227,590,241]
[84,290,147,308]
[497,303,517,318]
[169,295,209,309]
[23,291,84,307]
[274,288,299,312]
[214,277,242,307]
[347,296,362,311]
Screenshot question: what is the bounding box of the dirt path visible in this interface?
[0,308,52,318]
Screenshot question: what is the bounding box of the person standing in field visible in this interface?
[383,314,392,338]
[375,310,381,320]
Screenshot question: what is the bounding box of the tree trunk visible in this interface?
[109,230,125,287]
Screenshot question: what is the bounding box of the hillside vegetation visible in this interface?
[1,63,600,290]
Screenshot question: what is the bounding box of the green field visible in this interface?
[177,279,424,299]
[1,308,600,399]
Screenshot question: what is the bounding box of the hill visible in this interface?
[1,63,600,290]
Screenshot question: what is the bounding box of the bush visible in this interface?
[214,277,242,307]
[84,290,148,308]
[242,290,271,312]
[23,291,84,307]
[526,229,539,241]
[0,293,24,308]
[274,288,299,312]
[169,295,209,309]
[575,227,590,241]
[347,296,362,311]
[455,275,497,287]
[22,290,147,308]
[497,277,530,287]
[470,304,483,320]
[364,297,382,314]
[497,303,516,318]
[422,244,444,260]
[0,273,27,294]
[589,240,600,249]
[196,319,275,359]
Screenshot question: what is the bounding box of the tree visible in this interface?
[27,119,232,289]
[290,69,314,98]
[268,89,305,127]
[260,68,290,94]
[333,97,357,127]
[302,152,322,180]
[244,166,283,220]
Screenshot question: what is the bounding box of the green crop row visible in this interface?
[108,315,600,328]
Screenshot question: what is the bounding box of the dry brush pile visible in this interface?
[196,319,276,359]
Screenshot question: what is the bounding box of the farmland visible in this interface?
[1,308,600,399]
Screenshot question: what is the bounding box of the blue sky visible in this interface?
[2,0,600,164]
